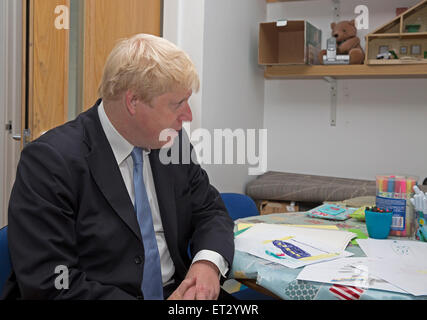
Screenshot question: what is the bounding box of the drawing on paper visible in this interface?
[264,236,340,264]
[331,263,371,287]
[391,241,412,256]
[268,240,311,260]
[234,223,356,269]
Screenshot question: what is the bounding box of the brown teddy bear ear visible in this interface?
[350,19,356,26]
[331,22,336,29]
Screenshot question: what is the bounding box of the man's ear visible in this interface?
[125,90,138,115]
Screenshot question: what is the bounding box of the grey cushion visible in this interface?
[246,171,377,203]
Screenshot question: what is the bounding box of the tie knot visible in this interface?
[131,147,143,165]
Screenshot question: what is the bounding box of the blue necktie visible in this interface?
[131,147,163,300]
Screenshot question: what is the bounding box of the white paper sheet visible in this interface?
[357,239,427,264]
[354,239,427,296]
[235,223,356,269]
[352,258,427,296]
[297,257,408,294]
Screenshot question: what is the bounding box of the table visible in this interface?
[230,212,427,300]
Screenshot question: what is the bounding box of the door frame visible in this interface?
[0,0,23,227]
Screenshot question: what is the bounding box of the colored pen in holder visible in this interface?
[415,209,427,242]
[365,207,392,239]
[410,186,427,242]
[376,175,417,238]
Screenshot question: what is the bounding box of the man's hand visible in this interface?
[182,260,221,300]
[167,278,196,300]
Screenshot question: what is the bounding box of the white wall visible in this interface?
[163,0,205,131]
[201,0,266,193]
[265,0,427,182]
[164,0,266,193]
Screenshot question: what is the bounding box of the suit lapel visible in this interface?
[83,102,142,243]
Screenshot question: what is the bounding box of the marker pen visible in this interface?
[407,178,415,197]
[414,185,422,195]
[377,176,384,196]
[388,176,395,198]
[381,177,388,197]
[401,178,407,198]
[423,196,427,217]
[401,178,408,236]
[396,178,406,199]
[394,178,403,199]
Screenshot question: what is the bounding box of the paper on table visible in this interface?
[236,223,355,252]
[236,223,339,231]
[357,239,427,264]
[352,258,427,296]
[355,239,427,296]
[292,224,340,230]
[297,257,408,294]
[235,223,356,269]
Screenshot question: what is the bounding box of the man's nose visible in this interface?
[179,103,193,122]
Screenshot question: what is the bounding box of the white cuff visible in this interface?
[192,250,229,278]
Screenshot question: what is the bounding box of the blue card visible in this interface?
[319,204,345,216]
[305,204,352,221]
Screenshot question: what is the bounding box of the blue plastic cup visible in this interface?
[365,210,392,239]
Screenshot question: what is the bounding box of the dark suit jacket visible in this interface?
[2,100,234,299]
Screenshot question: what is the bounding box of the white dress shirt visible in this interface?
[97,102,228,285]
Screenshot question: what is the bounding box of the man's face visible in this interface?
[133,87,193,149]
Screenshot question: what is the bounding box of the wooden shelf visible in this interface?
[264,0,427,79]
[264,64,427,79]
[368,59,427,65]
[267,0,310,2]
[368,32,427,39]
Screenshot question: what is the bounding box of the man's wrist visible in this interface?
[192,250,229,278]
[193,260,220,276]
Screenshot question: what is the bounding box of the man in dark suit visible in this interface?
[2,34,234,300]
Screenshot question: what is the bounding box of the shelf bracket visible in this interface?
[332,0,340,22]
[324,76,337,127]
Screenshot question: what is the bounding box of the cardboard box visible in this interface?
[259,20,322,65]
[257,200,299,215]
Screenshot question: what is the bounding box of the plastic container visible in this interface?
[375,174,417,238]
[365,209,392,239]
[415,209,427,242]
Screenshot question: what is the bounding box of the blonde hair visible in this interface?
[98,34,200,103]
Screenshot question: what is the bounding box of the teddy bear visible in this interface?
[318,19,365,64]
